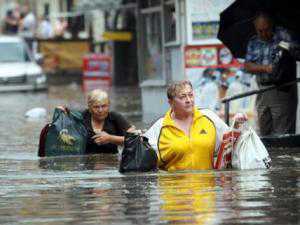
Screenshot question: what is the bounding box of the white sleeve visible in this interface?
[201,109,230,153]
[143,118,163,155]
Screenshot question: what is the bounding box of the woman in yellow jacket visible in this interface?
[144,80,229,171]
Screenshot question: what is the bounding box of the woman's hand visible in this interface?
[56,105,69,114]
[92,131,112,145]
[127,125,140,133]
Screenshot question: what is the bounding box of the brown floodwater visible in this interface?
[0,85,299,225]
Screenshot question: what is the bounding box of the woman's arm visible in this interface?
[92,132,124,146]
[92,124,135,146]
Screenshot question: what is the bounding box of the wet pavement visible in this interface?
[0,85,299,225]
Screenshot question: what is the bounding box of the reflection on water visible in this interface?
[0,85,299,224]
[159,172,216,224]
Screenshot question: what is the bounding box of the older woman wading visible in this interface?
[59,89,135,154]
[83,89,136,154]
[144,80,229,171]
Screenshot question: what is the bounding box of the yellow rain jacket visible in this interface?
[144,108,229,171]
[157,108,216,171]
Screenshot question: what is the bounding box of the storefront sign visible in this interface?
[102,31,132,41]
[192,21,219,40]
[185,45,240,68]
[82,54,112,92]
[185,46,218,67]
[82,54,112,77]
[38,40,90,72]
[186,0,234,45]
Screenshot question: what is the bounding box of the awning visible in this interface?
[102,31,132,41]
[76,0,123,12]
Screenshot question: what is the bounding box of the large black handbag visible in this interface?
[119,132,158,173]
[271,47,296,86]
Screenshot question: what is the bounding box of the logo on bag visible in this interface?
[58,129,76,146]
[199,129,207,134]
[263,157,272,169]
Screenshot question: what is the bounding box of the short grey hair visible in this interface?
[87,89,109,108]
[167,80,193,100]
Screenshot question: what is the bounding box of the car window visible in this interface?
[0,42,31,63]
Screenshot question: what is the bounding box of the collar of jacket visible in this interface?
[162,107,203,128]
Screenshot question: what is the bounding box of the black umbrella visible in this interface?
[217,0,300,58]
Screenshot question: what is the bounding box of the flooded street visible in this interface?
[0,85,299,225]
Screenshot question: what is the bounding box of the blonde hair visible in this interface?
[87,89,109,108]
[167,80,193,100]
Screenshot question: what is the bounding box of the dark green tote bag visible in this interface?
[44,108,88,156]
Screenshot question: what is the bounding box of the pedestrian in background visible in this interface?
[19,4,36,38]
[244,12,297,136]
[37,15,53,39]
[54,17,68,39]
[3,9,19,34]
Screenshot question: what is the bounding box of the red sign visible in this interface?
[185,45,242,68]
[82,54,112,77]
[82,54,112,92]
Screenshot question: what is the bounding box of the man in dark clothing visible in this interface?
[244,12,298,136]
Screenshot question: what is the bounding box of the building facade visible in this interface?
[134,0,236,122]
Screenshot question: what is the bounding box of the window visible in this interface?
[140,12,163,81]
[0,42,31,63]
[164,0,177,43]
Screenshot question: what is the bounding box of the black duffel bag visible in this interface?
[271,47,296,86]
[119,132,158,173]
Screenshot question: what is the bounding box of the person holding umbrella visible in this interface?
[244,12,297,136]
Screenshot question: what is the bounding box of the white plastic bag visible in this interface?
[232,126,271,170]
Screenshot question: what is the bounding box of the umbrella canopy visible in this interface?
[217,0,300,58]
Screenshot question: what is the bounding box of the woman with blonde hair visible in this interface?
[83,89,135,154]
[58,89,135,154]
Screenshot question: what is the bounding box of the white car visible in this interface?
[0,36,47,92]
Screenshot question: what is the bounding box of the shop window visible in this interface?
[141,12,163,81]
[164,1,177,43]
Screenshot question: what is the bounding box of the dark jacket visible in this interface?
[82,110,131,154]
